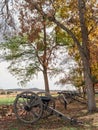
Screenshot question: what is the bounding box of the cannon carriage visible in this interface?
[14,91,82,125]
[57,90,87,109]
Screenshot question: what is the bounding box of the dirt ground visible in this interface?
[0,99,98,130]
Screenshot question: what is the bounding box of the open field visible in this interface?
[0,96,15,105]
[0,91,57,105]
[0,93,17,105]
[0,91,97,105]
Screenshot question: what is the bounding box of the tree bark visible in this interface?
[43,67,50,93]
[81,52,96,112]
[42,18,50,93]
[78,0,96,112]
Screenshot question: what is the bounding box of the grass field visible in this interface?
[0,93,98,105]
[0,95,16,105]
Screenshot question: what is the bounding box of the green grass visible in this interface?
[0,96,15,105]
[95,94,98,97]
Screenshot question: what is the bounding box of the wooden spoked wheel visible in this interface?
[14,91,43,124]
[37,92,55,118]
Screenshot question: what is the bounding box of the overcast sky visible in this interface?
[0,59,76,92]
[0,61,77,91]
[0,61,64,90]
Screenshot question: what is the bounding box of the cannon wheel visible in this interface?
[14,91,43,124]
[37,92,55,118]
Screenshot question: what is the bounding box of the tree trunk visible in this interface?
[43,67,50,93]
[81,53,96,112]
[42,17,50,94]
[78,0,96,112]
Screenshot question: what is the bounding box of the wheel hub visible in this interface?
[24,105,32,111]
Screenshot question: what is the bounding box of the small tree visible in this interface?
[0,16,67,93]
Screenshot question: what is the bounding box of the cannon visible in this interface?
[14,91,82,125]
[58,90,87,109]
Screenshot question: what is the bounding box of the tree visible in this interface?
[57,0,98,96]
[1,27,63,94]
[27,0,97,112]
[0,0,98,112]
[0,4,67,93]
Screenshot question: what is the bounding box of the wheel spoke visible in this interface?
[30,110,39,118]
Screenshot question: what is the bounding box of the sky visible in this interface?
[0,61,62,90]
[0,61,76,91]
[0,62,54,90]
